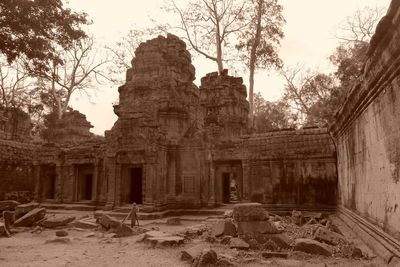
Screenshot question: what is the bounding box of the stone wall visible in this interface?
[331,0,400,240]
[0,107,31,142]
[243,128,337,205]
[0,140,38,200]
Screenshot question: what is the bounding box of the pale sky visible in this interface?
[66,0,391,135]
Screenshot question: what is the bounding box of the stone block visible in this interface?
[56,230,68,237]
[313,227,346,246]
[233,203,268,222]
[237,221,280,235]
[294,238,333,257]
[40,215,75,228]
[71,220,97,229]
[0,200,20,211]
[98,214,120,229]
[192,249,218,267]
[111,224,133,238]
[262,251,289,259]
[262,233,292,249]
[181,244,210,262]
[14,208,46,227]
[166,217,181,225]
[229,237,250,249]
[15,202,39,218]
[3,211,14,228]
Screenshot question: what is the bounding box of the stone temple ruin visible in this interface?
[1,0,400,263]
[0,34,337,210]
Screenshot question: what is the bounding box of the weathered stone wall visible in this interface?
[42,109,96,144]
[0,107,31,142]
[0,140,38,200]
[243,128,337,205]
[331,0,400,240]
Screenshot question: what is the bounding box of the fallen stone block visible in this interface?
[313,227,346,246]
[166,217,181,225]
[146,235,185,247]
[98,214,120,229]
[0,200,20,211]
[291,210,303,226]
[262,233,291,249]
[45,237,71,244]
[294,238,332,257]
[233,203,268,222]
[220,235,232,245]
[14,208,46,227]
[15,202,39,218]
[211,220,224,237]
[56,230,68,237]
[193,249,218,267]
[3,211,14,229]
[40,215,75,228]
[84,232,96,238]
[181,244,210,262]
[110,224,133,238]
[0,222,10,237]
[262,251,289,259]
[237,220,280,235]
[351,247,363,259]
[71,219,97,229]
[230,237,250,249]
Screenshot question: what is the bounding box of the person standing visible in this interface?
[130,202,139,227]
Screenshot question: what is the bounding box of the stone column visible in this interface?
[33,165,41,202]
[207,151,216,207]
[92,159,99,203]
[242,159,250,201]
[104,157,116,210]
[55,164,62,202]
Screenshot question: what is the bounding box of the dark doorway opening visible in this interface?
[130,168,143,204]
[76,164,94,201]
[80,174,93,200]
[222,172,230,203]
[40,165,56,200]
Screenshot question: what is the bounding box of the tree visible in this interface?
[35,36,107,119]
[163,0,249,73]
[106,27,160,85]
[235,0,284,126]
[253,92,296,132]
[0,0,89,72]
[281,66,341,126]
[336,6,386,43]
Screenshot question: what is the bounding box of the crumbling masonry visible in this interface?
[2,0,400,259]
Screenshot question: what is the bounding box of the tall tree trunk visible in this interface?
[215,17,224,74]
[248,0,263,128]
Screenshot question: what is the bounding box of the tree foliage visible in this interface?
[163,0,249,73]
[235,0,285,126]
[0,0,89,72]
[253,92,296,132]
[35,36,107,119]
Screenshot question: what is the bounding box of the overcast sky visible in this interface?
[66,0,391,135]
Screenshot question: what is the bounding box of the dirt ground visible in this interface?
[0,211,387,267]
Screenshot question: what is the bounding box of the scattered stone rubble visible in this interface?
[0,201,372,265]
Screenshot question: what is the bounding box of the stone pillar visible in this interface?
[33,165,41,202]
[92,159,99,203]
[207,151,216,207]
[242,159,250,201]
[104,157,116,210]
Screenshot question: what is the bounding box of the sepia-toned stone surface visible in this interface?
[330,0,400,241]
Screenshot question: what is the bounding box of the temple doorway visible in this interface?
[129,167,143,204]
[40,164,56,200]
[222,172,230,203]
[75,164,94,201]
